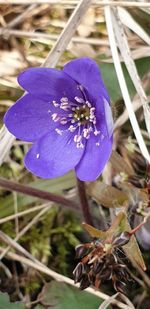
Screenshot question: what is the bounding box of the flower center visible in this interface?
[50,85,104,148]
[73,105,90,124]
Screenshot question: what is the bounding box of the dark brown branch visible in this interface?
[77,178,93,225]
[0,177,79,210]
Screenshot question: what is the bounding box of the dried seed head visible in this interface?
[73,262,84,283]
[93,260,104,275]
[128,175,147,189]
[132,153,147,173]
[99,267,112,281]
[73,239,132,294]
[80,274,90,290]
[75,244,88,259]
[113,231,131,247]
[113,279,127,294]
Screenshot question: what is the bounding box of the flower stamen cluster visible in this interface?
[51,85,102,149]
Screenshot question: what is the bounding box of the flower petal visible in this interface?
[24,130,84,178]
[103,98,114,138]
[75,136,113,181]
[18,68,82,101]
[4,94,59,142]
[63,57,110,102]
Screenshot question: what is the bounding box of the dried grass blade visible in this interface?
[43,0,92,67]
[0,125,15,165]
[118,7,150,46]
[98,293,119,309]
[104,5,150,163]
[112,8,150,138]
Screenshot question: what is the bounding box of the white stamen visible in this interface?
[74,96,84,104]
[77,142,84,148]
[86,101,92,108]
[52,100,59,107]
[60,117,68,125]
[83,128,90,139]
[55,128,63,135]
[60,97,68,103]
[52,113,59,122]
[36,153,40,159]
[94,129,100,136]
[74,135,82,143]
[68,125,77,132]
[90,107,95,112]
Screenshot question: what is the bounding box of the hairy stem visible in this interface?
[77,178,93,225]
[0,177,79,210]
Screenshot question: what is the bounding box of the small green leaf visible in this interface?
[35,281,111,309]
[0,293,24,309]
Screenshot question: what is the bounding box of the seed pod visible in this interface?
[75,244,88,259]
[132,154,147,173]
[88,270,95,284]
[99,268,112,281]
[113,279,126,294]
[93,260,104,275]
[73,262,84,283]
[113,231,130,247]
[80,274,90,290]
[114,267,126,280]
[128,175,146,188]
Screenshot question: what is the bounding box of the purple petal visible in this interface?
[63,57,110,102]
[103,98,114,138]
[86,93,113,140]
[4,94,59,142]
[75,136,113,181]
[24,130,84,178]
[18,68,82,101]
[94,95,113,139]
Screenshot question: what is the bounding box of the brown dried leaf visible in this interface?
[119,213,146,271]
[110,150,134,175]
[86,181,129,208]
[82,212,126,240]
[82,222,107,239]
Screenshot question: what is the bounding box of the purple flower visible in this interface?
[4,58,113,181]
